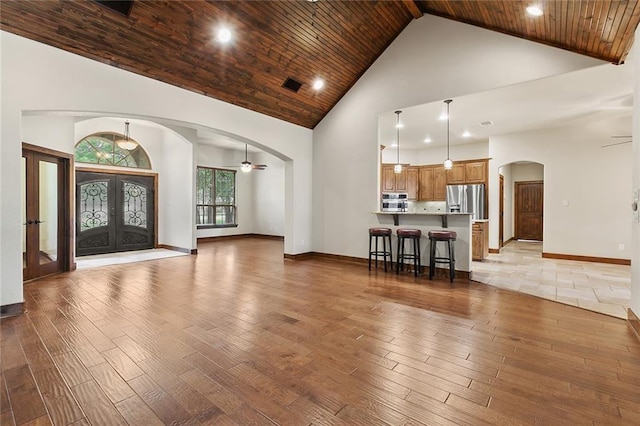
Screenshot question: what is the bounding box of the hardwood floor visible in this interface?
[2,237,640,425]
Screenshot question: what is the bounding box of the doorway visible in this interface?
[76,169,157,256]
[22,144,72,281]
[515,181,544,241]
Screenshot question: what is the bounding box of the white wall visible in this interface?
[1,31,312,308]
[489,116,632,259]
[512,162,544,182]
[313,14,602,258]
[380,141,489,165]
[252,151,285,236]
[499,164,514,242]
[631,26,640,318]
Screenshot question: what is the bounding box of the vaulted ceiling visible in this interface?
[2,0,639,129]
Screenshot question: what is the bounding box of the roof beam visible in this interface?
[402,0,422,19]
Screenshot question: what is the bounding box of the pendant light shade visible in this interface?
[443,99,453,169]
[394,110,402,174]
[115,121,138,150]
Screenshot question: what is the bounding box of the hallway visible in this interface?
[472,240,631,319]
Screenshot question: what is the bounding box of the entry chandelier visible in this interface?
[115,120,138,150]
[394,110,402,174]
[443,99,453,170]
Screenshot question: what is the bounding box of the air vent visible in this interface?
[479,120,494,127]
[93,1,134,17]
[282,77,303,93]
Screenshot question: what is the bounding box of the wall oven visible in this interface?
[381,192,408,212]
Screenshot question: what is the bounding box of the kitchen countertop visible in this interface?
[373,211,472,215]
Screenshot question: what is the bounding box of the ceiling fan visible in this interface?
[602,135,632,148]
[227,144,267,172]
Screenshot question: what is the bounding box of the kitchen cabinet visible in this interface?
[406,167,418,200]
[433,166,447,201]
[465,161,487,183]
[418,166,447,201]
[381,164,411,194]
[446,164,465,184]
[418,167,433,201]
[472,221,489,261]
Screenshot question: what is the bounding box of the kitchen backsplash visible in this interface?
[407,201,446,213]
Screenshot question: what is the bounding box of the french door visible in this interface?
[22,147,71,281]
[76,171,156,256]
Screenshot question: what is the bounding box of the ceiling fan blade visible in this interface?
[610,135,632,138]
[252,164,267,170]
[602,140,631,148]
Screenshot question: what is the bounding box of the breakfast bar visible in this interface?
[374,212,473,275]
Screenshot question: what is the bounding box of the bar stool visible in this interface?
[368,227,393,272]
[428,230,457,283]
[396,228,422,277]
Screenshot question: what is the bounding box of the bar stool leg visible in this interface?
[413,237,419,277]
[429,238,435,280]
[449,239,455,282]
[396,237,402,274]
[382,235,387,272]
[368,234,372,271]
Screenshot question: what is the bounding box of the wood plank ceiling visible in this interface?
[1,1,639,129]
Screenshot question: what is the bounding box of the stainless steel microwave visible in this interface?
[381,192,408,212]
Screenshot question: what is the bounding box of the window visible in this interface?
[75,133,151,169]
[196,167,237,227]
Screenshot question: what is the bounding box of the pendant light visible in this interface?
[394,110,402,174]
[443,99,453,169]
[115,120,138,150]
[240,144,253,173]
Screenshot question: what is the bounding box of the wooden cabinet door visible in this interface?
[433,166,447,201]
[381,165,396,192]
[395,168,408,191]
[446,164,465,184]
[472,228,483,261]
[465,161,487,183]
[406,167,418,199]
[418,167,434,201]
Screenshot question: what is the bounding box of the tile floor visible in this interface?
[76,248,188,269]
[471,240,631,319]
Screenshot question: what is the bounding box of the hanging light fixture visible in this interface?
[394,110,402,173]
[115,120,138,150]
[443,99,453,169]
[240,144,253,173]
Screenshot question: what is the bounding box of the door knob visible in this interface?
[34,220,45,224]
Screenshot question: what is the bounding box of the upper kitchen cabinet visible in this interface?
[433,166,447,200]
[465,161,487,183]
[446,159,488,185]
[381,163,415,196]
[406,167,418,200]
[446,164,465,184]
[418,166,447,201]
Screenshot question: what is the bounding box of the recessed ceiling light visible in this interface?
[424,137,432,143]
[216,27,232,43]
[462,131,471,138]
[439,113,448,121]
[312,78,324,90]
[526,6,543,16]
[391,143,398,148]
[395,123,404,129]
[479,120,494,127]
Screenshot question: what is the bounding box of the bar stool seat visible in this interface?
[396,228,422,276]
[369,227,393,272]
[428,230,457,282]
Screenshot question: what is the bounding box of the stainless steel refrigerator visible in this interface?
[446,184,486,220]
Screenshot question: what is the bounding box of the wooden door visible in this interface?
[515,181,543,241]
[433,166,447,201]
[22,148,71,281]
[76,171,156,256]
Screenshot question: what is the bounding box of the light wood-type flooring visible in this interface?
[2,238,640,425]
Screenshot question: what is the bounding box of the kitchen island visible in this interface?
[373,212,473,276]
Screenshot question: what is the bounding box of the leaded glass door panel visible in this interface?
[76,171,155,256]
